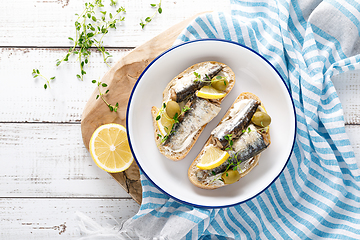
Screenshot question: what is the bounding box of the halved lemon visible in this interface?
[156,111,175,136]
[196,86,227,99]
[196,146,230,170]
[89,123,133,173]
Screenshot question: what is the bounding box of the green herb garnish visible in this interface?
[92,79,119,112]
[193,72,227,84]
[32,69,55,89]
[56,0,126,80]
[157,104,191,144]
[140,0,162,29]
[242,127,252,133]
[224,134,233,151]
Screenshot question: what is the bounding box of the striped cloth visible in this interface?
[120,0,360,239]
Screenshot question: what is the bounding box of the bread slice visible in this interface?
[188,92,271,189]
[151,61,235,161]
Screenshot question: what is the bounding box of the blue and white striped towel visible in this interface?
[118,0,360,239]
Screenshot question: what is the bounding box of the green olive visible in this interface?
[211,77,229,91]
[251,111,271,127]
[221,169,241,185]
[165,100,181,119]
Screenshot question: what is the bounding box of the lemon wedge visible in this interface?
[156,111,175,136]
[196,86,227,99]
[196,146,230,170]
[89,123,133,173]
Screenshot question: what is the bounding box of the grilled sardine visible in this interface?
[163,96,221,152]
[211,99,260,149]
[171,63,223,103]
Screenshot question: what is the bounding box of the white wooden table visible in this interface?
[0,1,358,239]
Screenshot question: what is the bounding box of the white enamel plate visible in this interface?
[127,39,296,208]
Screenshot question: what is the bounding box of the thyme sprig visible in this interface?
[140,0,162,29]
[56,0,126,80]
[210,134,242,182]
[173,105,190,123]
[242,127,252,133]
[224,134,234,151]
[155,102,167,121]
[210,154,242,182]
[92,79,119,112]
[32,69,55,89]
[193,72,227,86]
[156,104,190,143]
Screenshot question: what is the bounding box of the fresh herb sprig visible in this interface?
[242,127,252,133]
[155,102,167,121]
[210,134,241,182]
[56,0,126,80]
[193,72,211,82]
[210,154,242,182]
[224,134,233,151]
[140,0,162,29]
[32,69,55,89]
[156,104,190,143]
[92,79,119,112]
[193,72,227,86]
[173,105,190,123]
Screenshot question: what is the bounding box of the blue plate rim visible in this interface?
[126,38,297,209]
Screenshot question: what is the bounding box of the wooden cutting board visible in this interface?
[81,12,207,205]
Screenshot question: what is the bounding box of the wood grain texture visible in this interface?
[0,198,140,239]
[0,48,130,123]
[0,123,133,198]
[0,0,231,48]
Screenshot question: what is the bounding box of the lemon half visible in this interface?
[89,123,133,173]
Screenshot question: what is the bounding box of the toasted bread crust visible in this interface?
[188,92,271,189]
[152,61,236,161]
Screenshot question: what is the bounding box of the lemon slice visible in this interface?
[89,123,133,173]
[258,105,267,113]
[156,111,175,136]
[196,146,230,170]
[196,86,227,99]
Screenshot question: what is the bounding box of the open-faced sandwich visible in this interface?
[151,61,235,161]
[188,92,271,189]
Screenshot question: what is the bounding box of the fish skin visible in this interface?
[163,96,221,150]
[211,99,260,149]
[174,64,223,103]
[232,125,269,162]
[211,125,269,174]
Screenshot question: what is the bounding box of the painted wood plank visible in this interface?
[0,198,139,239]
[0,0,231,48]
[0,123,136,198]
[0,48,131,123]
[1,48,360,126]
